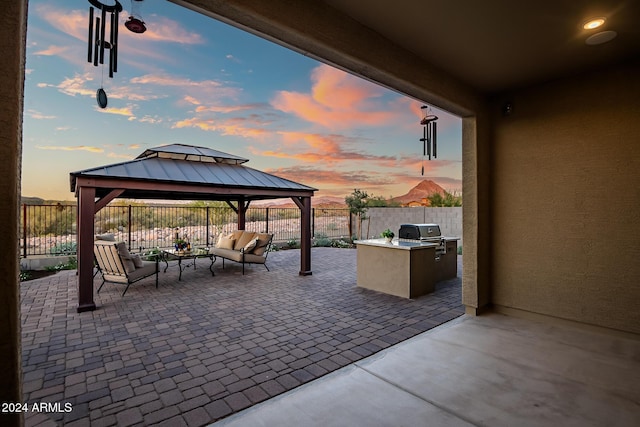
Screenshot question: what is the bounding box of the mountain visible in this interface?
[390,180,446,206]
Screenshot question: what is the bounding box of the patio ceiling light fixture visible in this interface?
[581,16,617,46]
[583,17,606,30]
[418,105,439,175]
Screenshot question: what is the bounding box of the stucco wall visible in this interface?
[0,0,27,417]
[490,60,640,334]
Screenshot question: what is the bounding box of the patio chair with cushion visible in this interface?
[94,240,158,296]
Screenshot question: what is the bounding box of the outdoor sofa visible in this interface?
[94,239,159,296]
[211,230,273,274]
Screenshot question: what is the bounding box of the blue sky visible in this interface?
[23,0,461,201]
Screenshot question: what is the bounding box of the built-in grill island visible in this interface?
[355,223,459,298]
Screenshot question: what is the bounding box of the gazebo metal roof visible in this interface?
[71,144,315,313]
[70,143,316,201]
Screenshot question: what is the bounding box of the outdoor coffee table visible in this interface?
[161,247,214,281]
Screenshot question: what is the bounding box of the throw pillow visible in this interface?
[95,233,115,241]
[234,231,256,251]
[243,237,258,253]
[218,237,235,250]
[252,233,271,256]
[131,253,144,268]
[116,242,136,273]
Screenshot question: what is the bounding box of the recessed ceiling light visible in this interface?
[583,18,606,30]
[585,30,617,45]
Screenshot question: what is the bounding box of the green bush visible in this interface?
[313,233,332,247]
[50,242,77,255]
[331,239,353,248]
[45,256,77,272]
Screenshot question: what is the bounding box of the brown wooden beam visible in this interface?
[225,200,238,213]
[77,186,97,312]
[94,188,125,213]
[73,176,314,198]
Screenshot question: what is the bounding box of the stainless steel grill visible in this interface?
[398,223,447,256]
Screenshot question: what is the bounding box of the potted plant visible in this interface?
[381,228,395,243]
[174,238,187,252]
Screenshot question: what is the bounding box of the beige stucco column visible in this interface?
[0,0,27,422]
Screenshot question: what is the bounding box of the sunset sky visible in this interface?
[23,0,461,202]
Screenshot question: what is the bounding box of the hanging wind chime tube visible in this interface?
[87,0,123,108]
[87,0,122,78]
[418,105,439,175]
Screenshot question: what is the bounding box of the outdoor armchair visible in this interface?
[94,240,159,296]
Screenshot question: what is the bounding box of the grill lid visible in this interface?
[398,223,442,240]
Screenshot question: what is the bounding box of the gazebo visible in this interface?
[70,144,317,312]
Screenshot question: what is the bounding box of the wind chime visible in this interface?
[86,1,146,108]
[419,105,439,175]
[125,0,147,34]
[87,0,123,108]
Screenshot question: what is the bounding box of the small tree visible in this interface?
[345,189,369,240]
[427,190,462,207]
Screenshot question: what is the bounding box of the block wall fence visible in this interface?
[359,207,463,247]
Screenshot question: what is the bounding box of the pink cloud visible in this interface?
[253,131,400,167]
[173,117,268,139]
[271,64,396,129]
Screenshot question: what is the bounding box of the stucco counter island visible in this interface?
[355,238,458,298]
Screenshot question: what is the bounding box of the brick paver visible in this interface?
[21,247,463,426]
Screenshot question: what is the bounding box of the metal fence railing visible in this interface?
[20,204,351,258]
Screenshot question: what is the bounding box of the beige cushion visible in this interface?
[234,231,256,251]
[211,248,244,262]
[229,230,244,241]
[252,233,272,256]
[217,237,235,250]
[131,253,144,268]
[243,237,258,253]
[95,233,115,241]
[116,242,136,273]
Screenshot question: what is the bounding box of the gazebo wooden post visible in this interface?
[294,196,313,275]
[237,197,247,230]
[77,186,97,312]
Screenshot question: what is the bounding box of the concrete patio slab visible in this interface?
[214,313,640,427]
[20,247,463,426]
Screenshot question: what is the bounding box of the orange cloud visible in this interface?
[194,103,270,114]
[100,106,136,117]
[135,15,204,45]
[271,64,395,129]
[27,109,56,120]
[36,145,104,153]
[33,45,69,56]
[173,117,268,139]
[36,5,203,45]
[130,74,240,100]
[252,131,399,166]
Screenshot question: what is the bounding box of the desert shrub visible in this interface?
[50,242,77,255]
[313,233,332,247]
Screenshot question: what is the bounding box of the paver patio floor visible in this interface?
[21,247,463,426]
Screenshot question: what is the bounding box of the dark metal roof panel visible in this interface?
[136,143,249,164]
[71,157,316,191]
